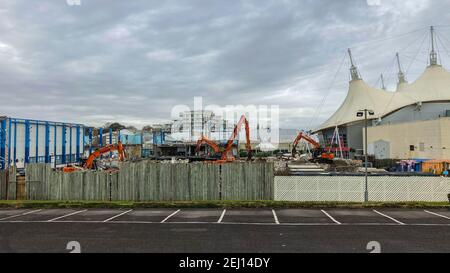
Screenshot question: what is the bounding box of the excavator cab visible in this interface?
[309,148,335,163]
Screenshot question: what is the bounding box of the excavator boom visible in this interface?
[195,115,252,163]
[291,132,334,161]
[63,141,126,172]
[84,141,126,169]
[195,136,221,154]
[221,115,252,162]
[292,132,320,156]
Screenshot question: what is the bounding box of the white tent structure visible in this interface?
[398,64,450,102]
[316,77,416,131]
[316,27,450,132]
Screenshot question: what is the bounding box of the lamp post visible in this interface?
[357,109,375,202]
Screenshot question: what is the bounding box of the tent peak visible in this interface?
[430,26,438,66]
[380,73,386,90]
[396,52,407,84]
[348,48,361,81]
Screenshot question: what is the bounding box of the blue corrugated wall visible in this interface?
[0,117,85,169]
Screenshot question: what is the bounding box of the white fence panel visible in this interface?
[275,176,450,202]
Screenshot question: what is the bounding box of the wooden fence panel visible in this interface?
[7,166,16,200]
[25,164,51,200]
[20,162,274,201]
[0,170,6,200]
[221,162,274,200]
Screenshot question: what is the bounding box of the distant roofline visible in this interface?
[1,116,84,127]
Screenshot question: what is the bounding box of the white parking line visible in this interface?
[217,209,227,223]
[424,210,450,220]
[47,210,88,222]
[161,209,180,223]
[272,209,280,224]
[321,210,342,225]
[1,220,450,227]
[0,209,42,221]
[373,210,405,225]
[103,210,133,222]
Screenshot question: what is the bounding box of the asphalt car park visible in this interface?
[323,209,396,224]
[0,209,41,221]
[1,208,450,225]
[1,209,80,222]
[373,209,450,225]
[1,208,450,252]
[56,209,131,222]
[220,209,277,224]
[272,209,334,224]
[111,209,179,223]
[165,209,223,223]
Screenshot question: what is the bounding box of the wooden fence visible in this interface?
[0,169,7,200]
[221,162,274,200]
[6,162,274,201]
[7,167,17,200]
[117,162,221,201]
[25,164,111,201]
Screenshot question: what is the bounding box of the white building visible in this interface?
[171,110,234,142]
[315,26,450,160]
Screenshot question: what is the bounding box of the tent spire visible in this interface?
[380,74,386,90]
[430,26,438,66]
[396,52,406,84]
[348,48,361,81]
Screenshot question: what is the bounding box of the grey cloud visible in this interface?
[0,0,449,129]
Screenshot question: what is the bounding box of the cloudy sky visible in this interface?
[1,0,450,129]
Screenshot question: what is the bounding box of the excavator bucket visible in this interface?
[322,153,335,160]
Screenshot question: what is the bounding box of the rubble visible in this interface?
[357,167,389,174]
[325,159,362,173]
[273,159,290,176]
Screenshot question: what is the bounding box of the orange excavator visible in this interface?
[196,115,252,163]
[84,141,126,169]
[291,132,334,163]
[63,141,126,172]
[196,136,221,155]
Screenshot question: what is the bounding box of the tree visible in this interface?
[104,122,126,131]
[126,125,137,132]
[142,125,154,132]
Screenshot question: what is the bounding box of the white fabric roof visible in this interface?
[316,78,414,131]
[316,64,450,131]
[398,65,450,101]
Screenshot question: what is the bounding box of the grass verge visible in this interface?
[0,200,449,209]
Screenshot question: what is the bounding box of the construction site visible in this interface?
[1,26,450,204]
[3,1,450,256]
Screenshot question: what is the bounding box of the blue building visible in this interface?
[0,116,84,169]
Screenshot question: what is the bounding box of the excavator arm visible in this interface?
[84,141,126,169]
[194,115,253,163]
[221,115,252,162]
[292,132,320,157]
[195,136,221,154]
[292,132,334,161]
